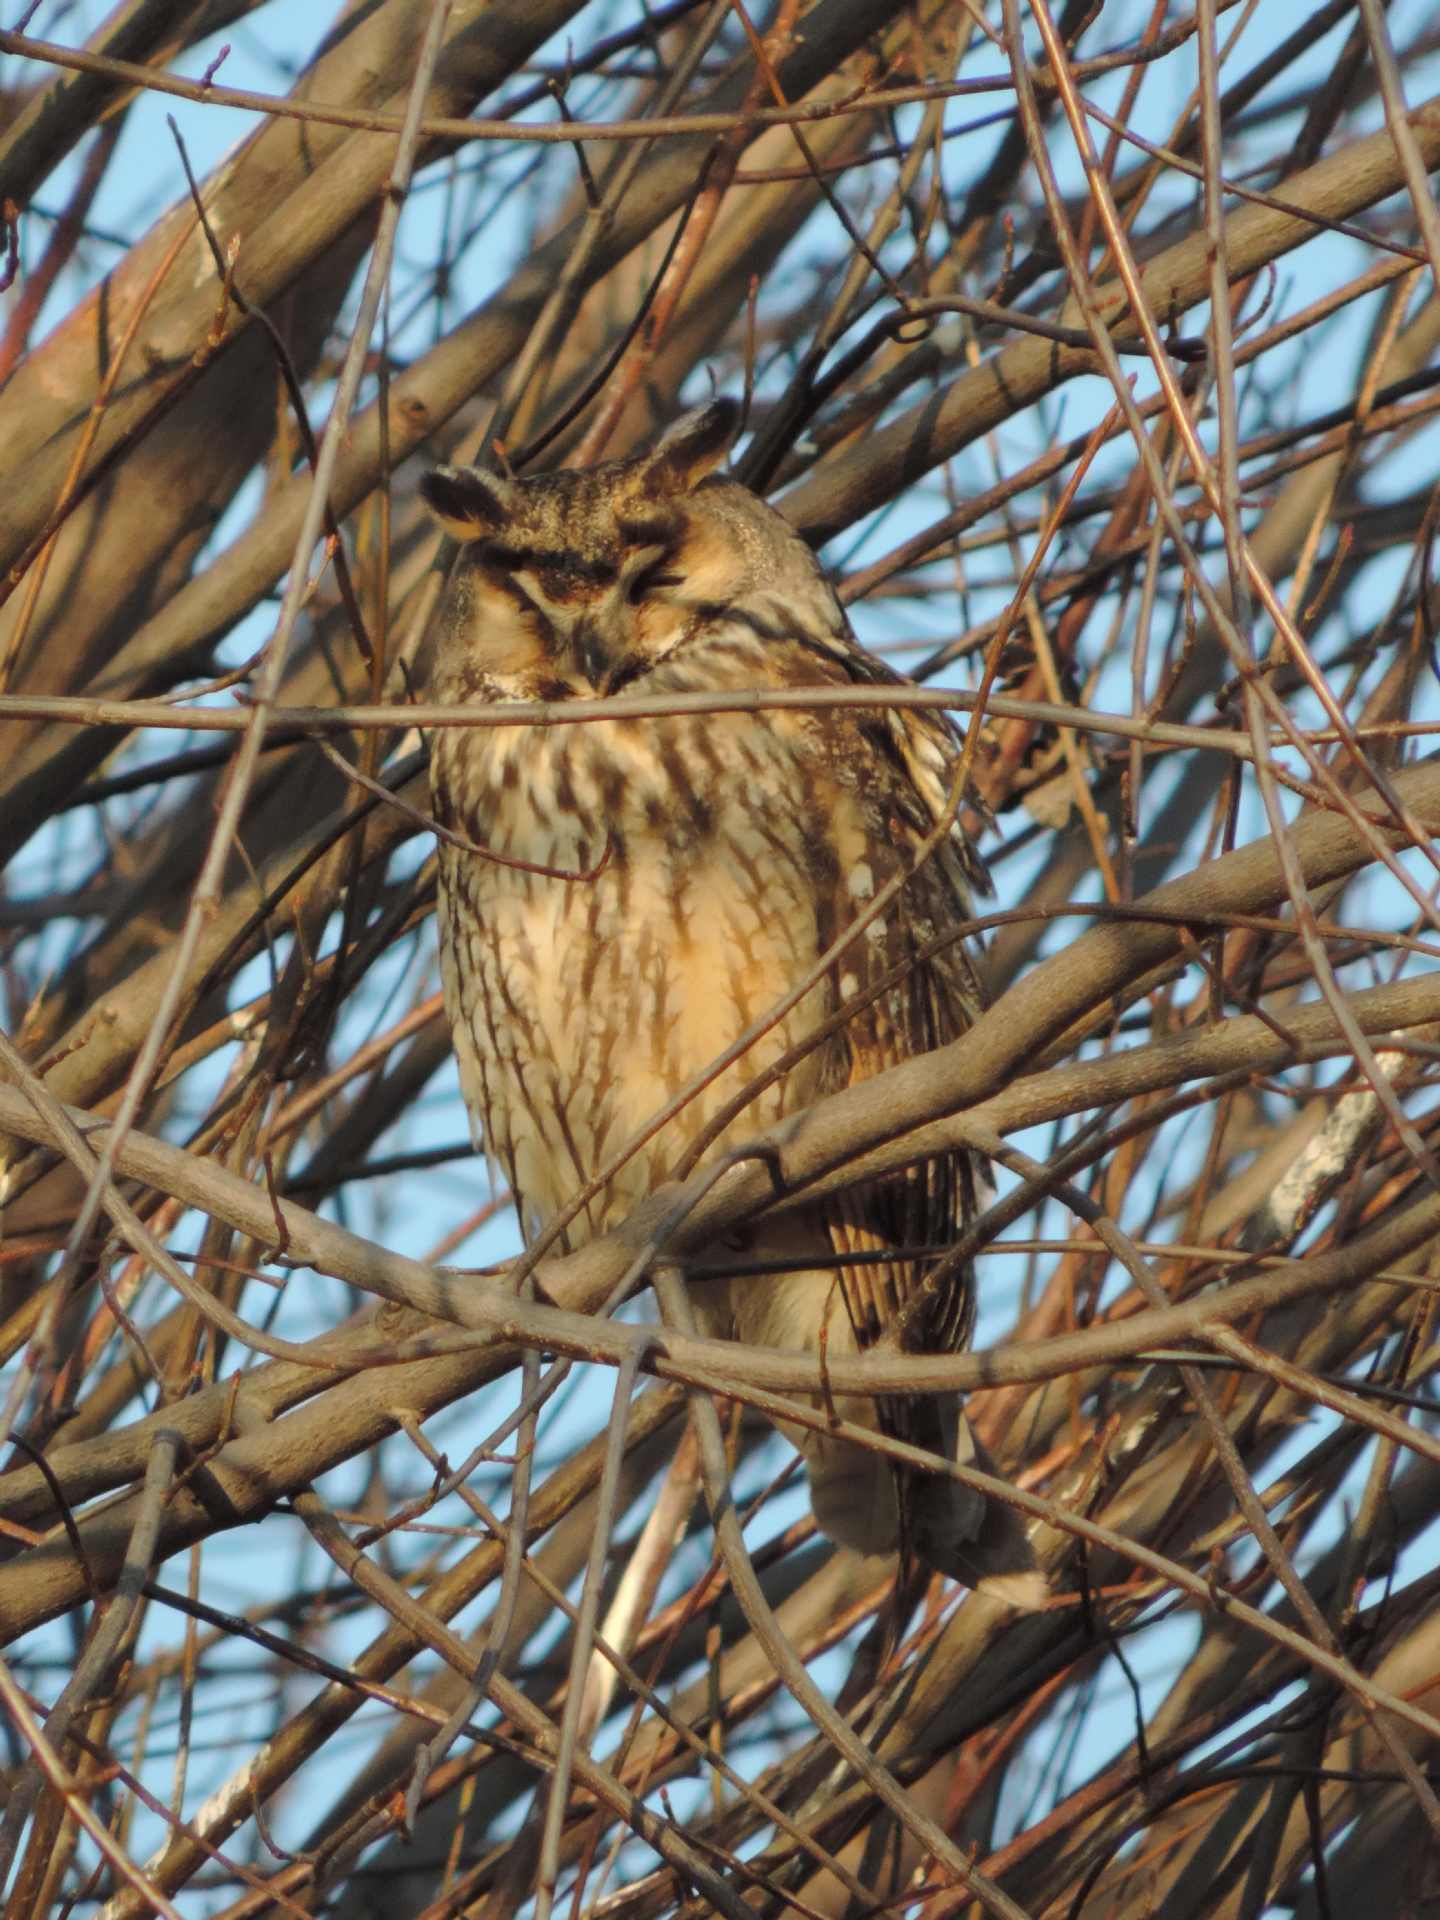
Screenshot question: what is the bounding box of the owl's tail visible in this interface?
[803,1401,1046,1611]
[907,1405,1047,1611]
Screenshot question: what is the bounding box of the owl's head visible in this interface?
[420,400,835,699]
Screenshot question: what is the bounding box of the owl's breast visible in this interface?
[433,713,838,1242]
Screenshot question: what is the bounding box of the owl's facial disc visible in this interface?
[425,496,693,692]
[422,402,740,694]
[469,531,684,693]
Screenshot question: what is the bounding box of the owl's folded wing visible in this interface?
[817,710,986,1356]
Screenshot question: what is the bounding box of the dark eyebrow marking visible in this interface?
[482,544,618,587]
[617,515,678,549]
[480,542,530,569]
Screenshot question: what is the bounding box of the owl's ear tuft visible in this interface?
[420,465,515,541]
[642,399,739,494]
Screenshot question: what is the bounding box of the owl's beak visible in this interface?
[572,607,638,694]
[577,625,610,690]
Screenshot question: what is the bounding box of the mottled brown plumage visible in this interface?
[422,402,1041,1604]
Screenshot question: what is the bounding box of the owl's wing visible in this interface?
[811,700,1055,1598]
[815,697,989,1361]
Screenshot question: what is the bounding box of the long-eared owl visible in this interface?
[422,401,1041,1605]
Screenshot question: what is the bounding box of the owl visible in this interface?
[422,401,1042,1605]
